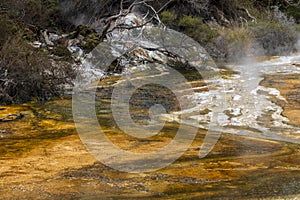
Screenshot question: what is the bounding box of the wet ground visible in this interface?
[0,56,300,199]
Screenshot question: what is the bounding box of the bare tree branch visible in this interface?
[239,7,257,23]
[120,0,124,11]
[157,0,175,14]
[99,0,175,40]
[284,0,300,6]
[106,0,175,35]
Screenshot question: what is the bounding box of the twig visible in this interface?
[120,0,124,11]
[239,7,257,23]
[101,0,175,39]
[107,0,175,33]
[157,0,175,14]
[284,0,300,6]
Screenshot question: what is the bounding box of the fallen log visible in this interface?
[0,113,24,122]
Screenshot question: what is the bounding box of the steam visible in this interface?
[296,36,300,52]
[60,0,101,26]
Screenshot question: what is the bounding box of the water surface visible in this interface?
[0,55,300,199]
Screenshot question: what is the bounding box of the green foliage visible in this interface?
[161,11,219,45]
[286,6,300,22]
[219,27,253,61]
[43,0,61,27]
[52,44,71,58]
[250,21,297,55]
[178,15,203,27]
[76,25,97,37]
[161,11,177,26]
[0,35,75,104]
[296,24,300,32]
[0,17,18,47]
[2,0,61,29]
[223,27,251,45]
[22,28,38,42]
[178,15,218,44]
[75,25,100,52]
[82,34,100,52]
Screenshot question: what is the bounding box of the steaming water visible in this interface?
[2,53,300,199]
[163,54,300,143]
[77,50,300,144]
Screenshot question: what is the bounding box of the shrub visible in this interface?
[178,15,218,44]
[296,24,300,32]
[286,6,300,23]
[74,25,100,53]
[1,0,62,29]
[52,44,72,58]
[251,22,297,55]
[161,11,177,27]
[0,35,76,104]
[221,27,253,61]
[81,33,100,52]
[0,17,18,48]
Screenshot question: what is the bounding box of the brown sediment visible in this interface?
[0,101,300,199]
[260,74,300,127]
[1,70,300,199]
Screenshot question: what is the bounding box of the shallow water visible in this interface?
[165,55,300,143]
[0,55,300,199]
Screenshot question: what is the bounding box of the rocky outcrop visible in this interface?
[75,11,218,86]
